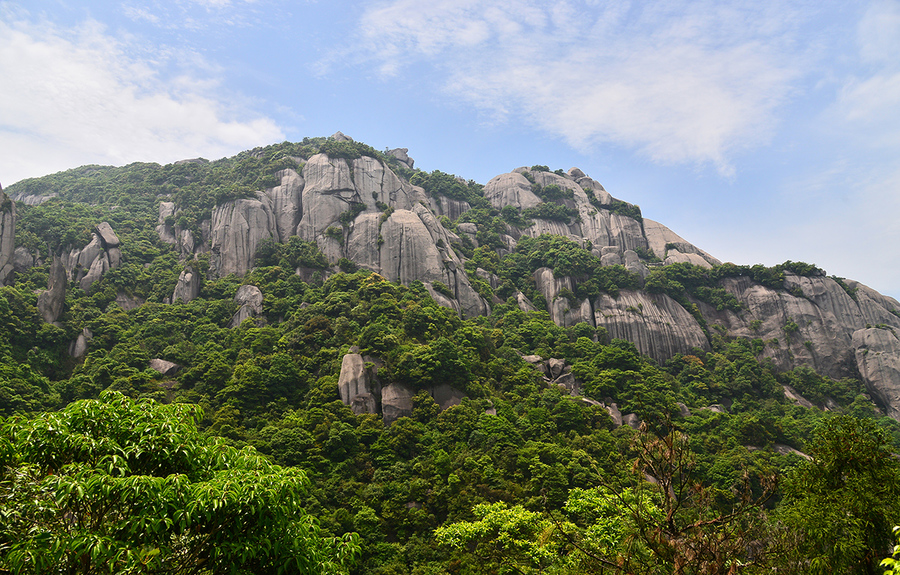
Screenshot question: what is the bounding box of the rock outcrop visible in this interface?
[37,257,67,323]
[172,268,201,303]
[0,187,15,285]
[228,284,265,328]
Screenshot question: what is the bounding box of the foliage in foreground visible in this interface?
[0,391,360,574]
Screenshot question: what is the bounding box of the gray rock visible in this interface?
[107,247,121,269]
[264,169,304,242]
[75,235,104,278]
[172,269,201,303]
[381,382,415,424]
[338,354,379,414]
[388,147,414,169]
[677,402,692,418]
[773,443,810,460]
[522,355,543,364]
[704,404,728,414]
[782,385,815,409]
[69,328,92,358]
[606,402,623,426]
[13,246,33,272]
[484,172,542,210]
[149,358,180,376]
[853,327,900,419]
[430,384,466,410]
[228,285,265,328]
[79,253,109,293]
[114,292,144,311]
[37,257,67,323]
[516,291,537,313]
[0,190,14,285]
[330,131,352,141]
[548,358,566,379]
[210,196,277,277]
[622,413,642,429]
[95,222,120,248]
[643,218,720,267]
[157,202,177,244]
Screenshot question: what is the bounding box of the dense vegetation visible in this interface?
[1,139,899,574]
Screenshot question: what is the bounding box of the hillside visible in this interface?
[1,133,899,573]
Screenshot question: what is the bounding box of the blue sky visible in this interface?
[2,0,899,298]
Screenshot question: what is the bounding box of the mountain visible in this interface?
[5,133,900,573]
[6,132,899,420]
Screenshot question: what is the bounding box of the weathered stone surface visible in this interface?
[381,382,415,424]
[79,253,109,293]
[338,353,379,414]
[606,403,623,426]
[228,285,265,328]
[157,202,177,244]
[853,327,900,419]
[0,189,14,285]
[484,172,542,210]
[13,246,33,272]
[387,147,414,169]
[264,169,304,242]
[643,218,720,267]
[95,222,120,247]
[430,384,466,410]
[69,328,92,358]
[75,235,104,278]
[149,358,180,376]
[548,358,566,379]
[522,355,543,364]
[115,292,144,311]
[172,269,201,303]
[677,402,692,418]
[38,257,67,323]
[296,154,357,248]
[210,196,277,277]
[783,385,815,409]
[594,290,710,363]
[533,267,593,327]
[330,131,352,141]
[623,413,642,429]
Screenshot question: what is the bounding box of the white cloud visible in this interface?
[354,0,803,173]
[0,15,283,185]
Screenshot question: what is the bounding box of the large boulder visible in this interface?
[338,353,380,415]
[37,257,67,323]
[381,382,415,424]
[264,169,304,242]
[0,188,14,285]
[210,196,277,277]
[228,284,265,328]
[172,269,201,303]
[853,327,900,420]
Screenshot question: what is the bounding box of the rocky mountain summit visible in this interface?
[6,133,900,420]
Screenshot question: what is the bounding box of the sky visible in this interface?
[1,0,899,298]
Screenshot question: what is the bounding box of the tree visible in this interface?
[780,415,900,574]
[0,391,359,574]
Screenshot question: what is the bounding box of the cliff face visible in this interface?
[138,135,900,419]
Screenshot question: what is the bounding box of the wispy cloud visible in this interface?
[353,0,805,174]
[0,12,283,185]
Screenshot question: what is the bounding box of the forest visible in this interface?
[1,137,900,574]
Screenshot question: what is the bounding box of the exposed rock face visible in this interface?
[643,219,720,267]
[12,246,32,273]
[381,382,415,424]
[69,328,92,358]
[37,257,67,323]
[338,354,379,415]
[265,169,304,242]
[228,285,264,328]
[596,290,710,361]
[79,253,109,292]
[172,269,201,303]
[95,222,120,247]
[853,328,900,419]
[210,196,277,277]
[149,358,180,376]
[0,188,14,285]
[388,147,414,169]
